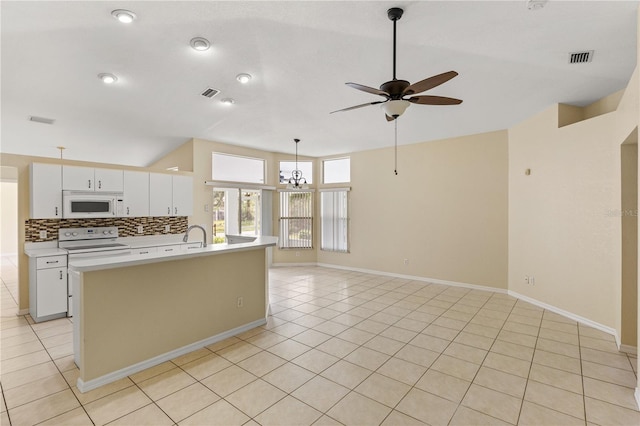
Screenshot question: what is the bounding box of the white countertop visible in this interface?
[68,236,278,272]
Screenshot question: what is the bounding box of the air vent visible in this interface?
[569,51,594,64]
[28,116,55,125]
[201,88,220,98]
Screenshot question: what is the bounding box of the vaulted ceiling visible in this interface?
[1,1,637,167]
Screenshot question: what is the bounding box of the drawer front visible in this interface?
[158,244,182,253]
[133,247,158,256]
[36,255,68,269]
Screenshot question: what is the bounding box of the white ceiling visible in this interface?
[1,1,637,167]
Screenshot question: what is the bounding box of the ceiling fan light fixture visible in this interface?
[381,100,410,118]
[111,9,137,24]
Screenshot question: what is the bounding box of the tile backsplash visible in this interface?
[25,217,189,242]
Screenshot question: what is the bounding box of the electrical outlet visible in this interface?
[530,276,535,286]
[137,225,143,234]
[39,230,47,239]
[403,258,409,265]
[524,275,529,284]
[237,297,243,308]
[164,225,170,233]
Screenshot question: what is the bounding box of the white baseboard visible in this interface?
[272,262,318,267]
[77,318,266,393]
[273,263,627,354]
[508,290,620,345]
[315,263,508,294]
[17,308,29,316]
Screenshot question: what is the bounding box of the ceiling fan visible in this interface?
[331,7,462,121]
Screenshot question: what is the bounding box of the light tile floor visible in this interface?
[1,257,639,425]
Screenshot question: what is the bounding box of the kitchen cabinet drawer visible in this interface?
[182,242,203,251]
[157,244,182,253]
[36,255,67,269]
[132,247,158,256]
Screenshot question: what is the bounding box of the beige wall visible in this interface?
[317,130,509,289]
[0,153,192,311]
[508,87,637,332]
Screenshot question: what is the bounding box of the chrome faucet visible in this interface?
[183,224,207,247]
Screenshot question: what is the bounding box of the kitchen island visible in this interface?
[68,236,277,393]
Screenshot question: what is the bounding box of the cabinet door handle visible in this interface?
[167,207,170,215]
[174,207,177,215]
[55,206,59,216]
[126,207,130,215]
[46,260,59,264]
[59,270,63,279]
[165,248,173,252]
[140,251,148,254]
[98,180,102,189]
[88,179,91,189]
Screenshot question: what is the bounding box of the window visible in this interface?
[323,157,350,184]
[212,153,265,183]
[279,191,313,249]
[279,161,313,184]
[212,189,262,244]
[321,190,349,252]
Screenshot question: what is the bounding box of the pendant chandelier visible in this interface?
[287,138,308,189]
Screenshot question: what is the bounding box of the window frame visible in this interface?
[322,157,351,184]
[212,152,266,184]
[278,189,314,249]
[320,188,350,253]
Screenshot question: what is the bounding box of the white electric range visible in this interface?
[59,226,132,315]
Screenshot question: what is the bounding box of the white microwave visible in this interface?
[62,191,123,219]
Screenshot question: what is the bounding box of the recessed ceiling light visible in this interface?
[98,73,118,84]
[236,73,252,84]
[111,9,137,23]
[190,37,211,51]
[220,98,235,105]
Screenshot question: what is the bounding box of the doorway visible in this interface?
[1,166,19,315]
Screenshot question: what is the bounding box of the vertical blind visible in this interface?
[279,191,313,249]
[320,190,349,252]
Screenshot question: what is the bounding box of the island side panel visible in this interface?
[80,248,266,382]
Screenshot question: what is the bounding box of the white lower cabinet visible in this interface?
[29,255,68,322]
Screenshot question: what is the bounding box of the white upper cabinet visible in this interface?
[122,171,149,217]
[62,166,123,192]
[30,163,62,219]
[172,175,193,216]
[95,168,123,192]
[149,173,173,216]
[149,173,193,217]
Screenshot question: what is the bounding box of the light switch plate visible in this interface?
[164,225,170,232]
[39,230,47,239]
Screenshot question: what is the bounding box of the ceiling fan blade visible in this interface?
[403,71,458,96]
[330,101,385,114]
[346,82,389,97]
[408,95,463,105]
